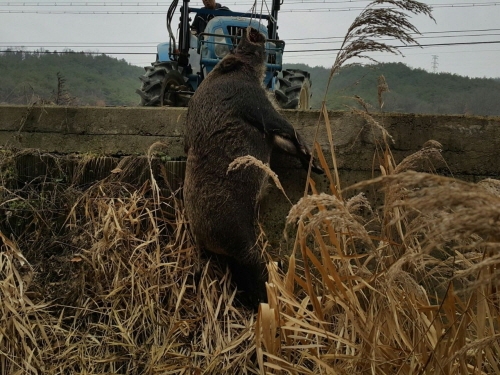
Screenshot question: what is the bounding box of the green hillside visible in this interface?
[0,50,144,106]
[285,62,500,116]
[0,50,499,116]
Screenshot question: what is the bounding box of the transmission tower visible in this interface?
[431,55,439,73]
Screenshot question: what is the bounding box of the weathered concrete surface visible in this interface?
[0,106,187,155]
[1,105,499,176]
[1,105,499,249]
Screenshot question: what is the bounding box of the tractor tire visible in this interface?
[274,69,312,110]
[136,61,192,107]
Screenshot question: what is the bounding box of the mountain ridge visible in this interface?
[1,50,499,116]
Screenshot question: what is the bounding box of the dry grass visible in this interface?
[377,75,389,110]
[0,149,260,374]
[255,138,500,373]
[325,0,434,93]
[228,155,292,205]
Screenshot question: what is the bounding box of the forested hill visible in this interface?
[286,62,500,116]
[0,50,499,116]
[0,50,144,106]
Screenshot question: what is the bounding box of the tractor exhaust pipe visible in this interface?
[178,0,191,67]
[268,0,281,40]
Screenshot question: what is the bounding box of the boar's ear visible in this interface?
[218,55,244,73]
[247,27,259,43]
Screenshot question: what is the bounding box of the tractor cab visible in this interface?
[181,16,283,91]
[156,4,285,92]
[137,0,311,110]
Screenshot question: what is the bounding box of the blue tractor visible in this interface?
[136,0,311,109]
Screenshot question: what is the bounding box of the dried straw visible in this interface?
[255,140,500,374]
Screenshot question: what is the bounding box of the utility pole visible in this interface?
[431,55,439,73]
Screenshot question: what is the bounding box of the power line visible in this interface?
[0,50,149,55]
[0,0,367,4]
[0,0,498,6]
[0,0,369,5]
[286,32,500,45]
[1,2,500,14]
[285,28,500,41]
[0,44,162,48]
[3,28,500,49]
[3,31,500,48]
[3,28,500,45]
[286,47,500,57]
[2,39,500,56]
[286,40,500,53]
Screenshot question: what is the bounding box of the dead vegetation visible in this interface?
[0,150,259,374]
[1,1,499,374]
[1,131,499,374]
[256,142,500,374]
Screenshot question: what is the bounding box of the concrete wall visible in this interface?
[2,105,499,178]
[1,105,499,248]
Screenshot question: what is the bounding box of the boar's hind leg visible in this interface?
[216,230,268,308]
[209,210,269,308]
[227,252,268,309]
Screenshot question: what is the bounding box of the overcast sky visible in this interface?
[1,0,499,78]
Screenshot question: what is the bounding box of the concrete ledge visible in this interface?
[1,105,499,178]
